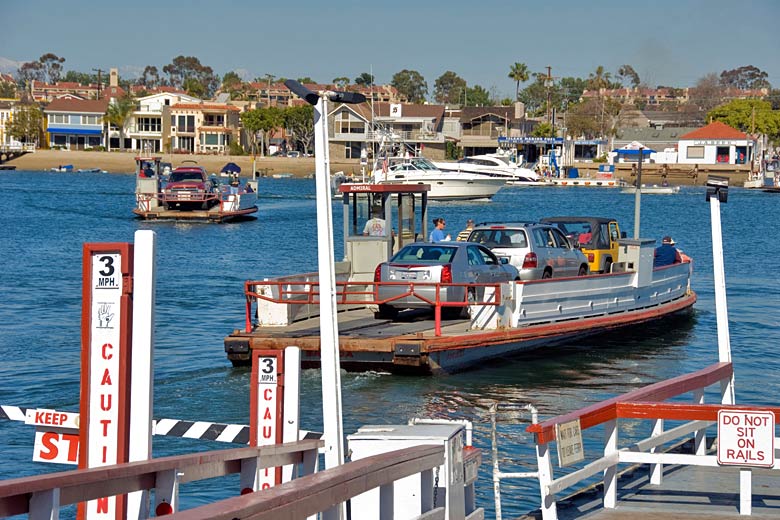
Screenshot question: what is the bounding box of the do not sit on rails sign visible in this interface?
[717,409,775,468]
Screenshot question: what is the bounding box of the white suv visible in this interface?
[467,222,589,280]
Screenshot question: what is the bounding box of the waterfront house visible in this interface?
[43,96,108,150]
[677,121,752,165]
[169,102,241,154]
[126,92,201,153]
[327,102,446,161]
[0,100,12,146]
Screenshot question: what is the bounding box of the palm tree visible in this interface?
[508,62,530,101]
[587,66,612,90]
[104,96,135,151]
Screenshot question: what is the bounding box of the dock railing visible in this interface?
[0,439,322,519]
[0,441,461,519]
[524,361,780,519]
[246,278,506,336]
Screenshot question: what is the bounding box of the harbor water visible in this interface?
[1,170,779,519]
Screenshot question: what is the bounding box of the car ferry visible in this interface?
[133,157,258,222]
[223,183,695,374]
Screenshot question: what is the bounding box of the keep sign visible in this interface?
[717,409,775,468]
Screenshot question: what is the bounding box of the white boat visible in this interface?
[621,184,681,194]
[372,156,506,200]
[433,153,546,186]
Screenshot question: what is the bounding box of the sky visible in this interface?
[2,0,778,99]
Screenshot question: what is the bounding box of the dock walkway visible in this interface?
[518,460,780,519]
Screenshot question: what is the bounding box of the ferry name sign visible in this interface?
[717,409,775,468]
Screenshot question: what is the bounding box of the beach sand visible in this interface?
[6,149,363,178]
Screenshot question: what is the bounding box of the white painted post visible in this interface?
[650,419,664,485]
[128,230,156,520]
[29,488,59,520]
[378,482,394,520]
[421,468,434,513]
[536,441,557,520]
[313,93,345,520]
[693,388,707,456]
[710,196,735,405]
[740,468,752,515]
[603,420,618,508]
[154,468,180,515]
[282,346,301,483]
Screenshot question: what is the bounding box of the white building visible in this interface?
[125,92,201,153]
[677,121,752,166]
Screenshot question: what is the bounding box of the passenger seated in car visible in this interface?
[578,226,592,245]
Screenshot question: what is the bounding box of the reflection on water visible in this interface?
[1,172,779,519]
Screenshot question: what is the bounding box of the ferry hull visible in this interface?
[225,291,696,375]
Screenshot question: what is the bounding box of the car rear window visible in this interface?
[468,229,527,248]
[392,245,457,263]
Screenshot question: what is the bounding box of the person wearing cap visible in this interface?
[456,219,475,241]
[654,236,682,267]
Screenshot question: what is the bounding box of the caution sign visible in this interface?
[80,244,134,520]
[717,409,775,468]
[250,351,284,491]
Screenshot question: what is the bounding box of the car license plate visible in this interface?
[398,271,418,280]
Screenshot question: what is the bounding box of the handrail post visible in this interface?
[30,488,60,520]
[649,418,664,485]
[434,286,442,336]
[536,440,557,520]
[245,290,253,333]
[154,468,180,515]
[603,419,618,509]
[693,388,706,456]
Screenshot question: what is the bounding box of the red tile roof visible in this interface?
[679,121,746,140]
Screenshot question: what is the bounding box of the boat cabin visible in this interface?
[337,183,430,283]
[135,156,163,178]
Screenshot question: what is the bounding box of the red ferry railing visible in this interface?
[244,279,507,336]
[522,361,780,519]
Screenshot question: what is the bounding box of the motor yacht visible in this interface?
[434,153,546,185]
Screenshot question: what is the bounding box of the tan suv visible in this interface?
[467,222,589,280]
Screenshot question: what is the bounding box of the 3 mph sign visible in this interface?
[717,409,775,468]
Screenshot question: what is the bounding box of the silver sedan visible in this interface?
[373,242,519,319]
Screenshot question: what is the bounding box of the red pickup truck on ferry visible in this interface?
[161,166,218,210]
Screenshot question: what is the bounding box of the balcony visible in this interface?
[329,129,443,143]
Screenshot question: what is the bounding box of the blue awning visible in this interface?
[47,127,103,136]
[612,148,655,155]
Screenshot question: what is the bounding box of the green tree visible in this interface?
[586,65,614,90]
[508,62,530,101]
[531,122,553,137]
[708,99,780,142]
[38,53,66,83]
[162,56,219,97]
[17,61,45,85]
[465,85,492,106]
[766,89,780,110]
[565,99,602,139]
[354,72,374,86]
[433,71,466,104]
[296,77,315,84]
[333,77,350,88]
[8,104,43,144]
[62,71,98,85]
[140,66,161,88]
[617,65,640,88]
[391,69,428,103]
[104,96,135,151]
[0,81,16,98]
[284,105,315,153]
[720,65,771,90]
[222,71,245,99]
[240,107,284,157]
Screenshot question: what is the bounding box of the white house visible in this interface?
[125,92,201,153]
[677,121,752,165]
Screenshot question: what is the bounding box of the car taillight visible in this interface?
[587,253,594,262]
[374,264,383,282]
[441,264,453,283]
[522,252,538,268]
